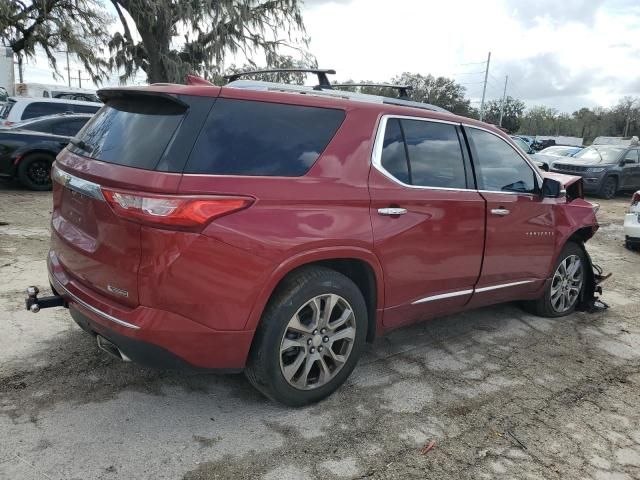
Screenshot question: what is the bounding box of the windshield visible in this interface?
[574,146,625,163]
[540,146,576,157]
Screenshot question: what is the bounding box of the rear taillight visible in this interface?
[631,192,640,213]
[102,189,253,230]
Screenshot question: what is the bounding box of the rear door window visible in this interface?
[380,118,410,184]
[52,118,89,136]
[184,99,345,176]
[402,120,467,189]
[377,117,467,189]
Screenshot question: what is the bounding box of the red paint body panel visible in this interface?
[46,83,599,370]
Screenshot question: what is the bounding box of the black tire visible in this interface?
[599,176,617,199]
[16,153,54,191]
[523,242,587,318]
[245,266,368,406]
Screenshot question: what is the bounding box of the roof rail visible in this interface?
[330,83,413,100]
[224,80,450,114]
[224,68,336,88]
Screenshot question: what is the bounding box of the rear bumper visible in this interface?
[48,252,254,370]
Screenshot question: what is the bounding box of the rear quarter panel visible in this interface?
[176,102,384,331]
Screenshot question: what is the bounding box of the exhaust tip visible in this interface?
[96,335,131,362]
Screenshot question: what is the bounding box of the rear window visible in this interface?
[69,96,186,170]
[184,99,345,176]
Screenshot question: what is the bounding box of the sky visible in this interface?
[14,0,640,113]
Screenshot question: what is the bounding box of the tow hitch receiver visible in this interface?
[25,286,66,313]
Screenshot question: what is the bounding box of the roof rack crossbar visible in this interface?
[330,83,413,99]
[224,69,336,88]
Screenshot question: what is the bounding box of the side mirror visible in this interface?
[623,158,636,165]
[542,177,563,198]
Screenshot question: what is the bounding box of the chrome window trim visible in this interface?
[52,164,105,201]
[474,279,535,293]
[463,124,544,190]
[412,289,473,304]
[50,274,140,330]
[371,115,544,195]
[371,114,475,192]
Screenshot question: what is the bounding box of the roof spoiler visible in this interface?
[224,68,336,89]
[329,83,413,99]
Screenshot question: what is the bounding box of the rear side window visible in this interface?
[70,96,186,170]
[402,120,466,189]
[378,117,467,189]
[73,104,100,114]
[22,102,71,119]
[185,99,345,176]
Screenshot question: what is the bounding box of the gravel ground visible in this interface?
[1,181,639,480]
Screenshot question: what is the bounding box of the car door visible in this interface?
[463,126,556,307]
[369,116,485,329]
[621,149,640,189]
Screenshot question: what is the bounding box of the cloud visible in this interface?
[504,0,639,26]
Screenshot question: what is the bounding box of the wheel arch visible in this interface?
[13,148,58,166]
[245,248,384,343]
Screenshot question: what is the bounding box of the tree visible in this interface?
[109,0,308,84]
[0,0,111,83]
[482,96,526,133]
[391,72,475,116]
[221,52,318,86]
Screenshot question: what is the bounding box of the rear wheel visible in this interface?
[17,153,53,191]
[245,267,367,406]
[523,242,586,318]
[599,176,617,199]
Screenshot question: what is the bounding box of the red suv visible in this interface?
[28,71,601,406]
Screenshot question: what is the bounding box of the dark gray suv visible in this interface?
[550,142,640,199]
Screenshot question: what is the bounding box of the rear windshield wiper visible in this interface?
[69,138,92,153]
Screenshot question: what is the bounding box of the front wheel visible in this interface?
[245,267,368,406]
[599,176,617,199]
[523,242,586,318]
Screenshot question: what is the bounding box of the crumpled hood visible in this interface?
[542,171,583,189]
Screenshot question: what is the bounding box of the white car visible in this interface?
[624,191,640,250]
[0,97,101,127]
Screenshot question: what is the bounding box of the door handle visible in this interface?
[378,207,407,216]
[491,208,510,216]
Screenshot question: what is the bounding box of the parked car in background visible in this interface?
[625,191,640,250]
[538,146,582,157]
[0,113,92,190]
[0,97,101,126]
[25,73,602,406]
[14,83,100,103]
[532,146,583,172]
[511,136,552,171]
[550,140,640,199]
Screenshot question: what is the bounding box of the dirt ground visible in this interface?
[1,181,639,480]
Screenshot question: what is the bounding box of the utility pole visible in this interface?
[75,70,90,88]
[498,75,509,127]
[479,51,491,122]
[66,51,71,87]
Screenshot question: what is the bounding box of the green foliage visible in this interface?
[519,97,639,143]
[109,0,309,84]
[481,96,526,133]
[392,72,475,116]
[0,0,112,83]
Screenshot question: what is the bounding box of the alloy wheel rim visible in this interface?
[279,293,356,390]
[550,254,583,313]
[28,161,51,186]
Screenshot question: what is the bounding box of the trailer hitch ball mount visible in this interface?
[25,286,66,313]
